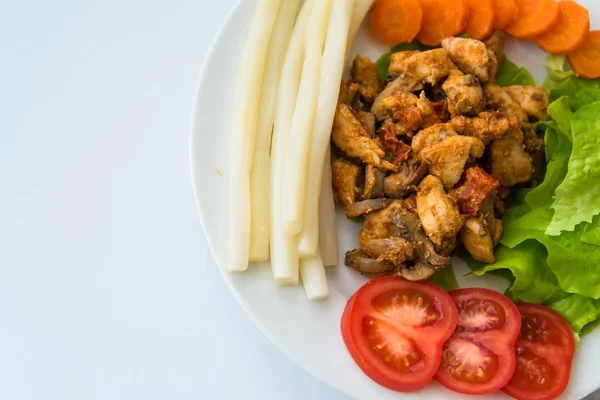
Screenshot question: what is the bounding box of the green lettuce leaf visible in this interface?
[544,55,600,101]
[581,216,600,247]
[475,241,600,334]
[497,57,536,87]
[546,120,600,235]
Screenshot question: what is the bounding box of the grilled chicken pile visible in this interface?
[332,33,548,281]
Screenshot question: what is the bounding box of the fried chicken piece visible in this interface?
[484,83,529,125]
[416,175,465,250]
[372,73,424,117]
[331,158,362,206]
[384,157,428,198]
[351,55,381,103]
[451,111,516,144]
[484,31,506,60]
[372,92,423,136]
[345,248,396,276]
[493,218,503,245]
[449,167,500,217]
[388,51,418,75]
[417,92,450,128]
[358,201,416,264]
[391,48,456,86]
[504,85,550,121]
[332,104,397,171]
[442,69,485,116]
[489,128,533,187]
[338,80,360,105]
[419,135,486,189]
[356,111,376,137]
[461,217,495,263]
[487,50,499,82]
[411,123,458,153]
[362,164,378,199]
[441,37,491,82]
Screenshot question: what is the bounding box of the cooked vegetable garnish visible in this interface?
[505,0,560,40]
[464,0,496,40]
[249,0,300,262]
[568,30,600,79]
[228,0,282,272]
[416,0,469,46]
[368,0,423,46]
[536,1,590,55]
[492,0,519,30]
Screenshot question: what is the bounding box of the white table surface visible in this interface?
[0,1,347,399]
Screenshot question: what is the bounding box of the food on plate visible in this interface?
[336,36,542,277]
[464,0,496,40]
[435,288,521,395]
[568,31,600,79]
[535,0,590,54]
[502,303,576,400]
[505,0,560,40]
[228,0,283,272]
[492,0,519,30]
[416,0,469,46]
[341,277,458,392]
[368,0,423,46]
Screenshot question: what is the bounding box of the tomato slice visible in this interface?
[340,276,458,392]
[502,303,575,400]
[435,288,521,395]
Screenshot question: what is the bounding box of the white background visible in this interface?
[0,0,347,399]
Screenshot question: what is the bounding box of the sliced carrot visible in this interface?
[568,31,600,79]
[464,0,496,40]
[536,1,590,54]
[416,0,469,46]
[493,0,520,29]
[369,0,423,45]
[506,0,560,40]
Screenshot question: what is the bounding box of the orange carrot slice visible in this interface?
[369,0,423,45]
[464,0,496,40]
[536,1,590,54]
[568,31,600,79]
[416,0,469,46]
[493,0,520,29]
[506,0,560,40]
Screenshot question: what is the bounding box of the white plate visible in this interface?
[191,1,600,398]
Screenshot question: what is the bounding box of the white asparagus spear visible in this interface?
[297,0,355,257]
[300,250,330,300]
[280,0,334,235]
[227,0,282,272]
[270,0,315,285]
[347,0,375,53]
[249,0,302,262]
[319,147,339,267]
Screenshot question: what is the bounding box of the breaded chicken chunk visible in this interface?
[442,69,485,116]
[441,37,491,82]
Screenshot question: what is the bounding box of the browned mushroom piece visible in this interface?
[345,249,396,276]
[345,198,391,218]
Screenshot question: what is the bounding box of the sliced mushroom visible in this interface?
[384,158,428,198]
[345,198,391,218]
[345,249,396,275]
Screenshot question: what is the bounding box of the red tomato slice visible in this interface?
[341,276,458,392]
[502,303,576,400]
[435,288,521,395]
